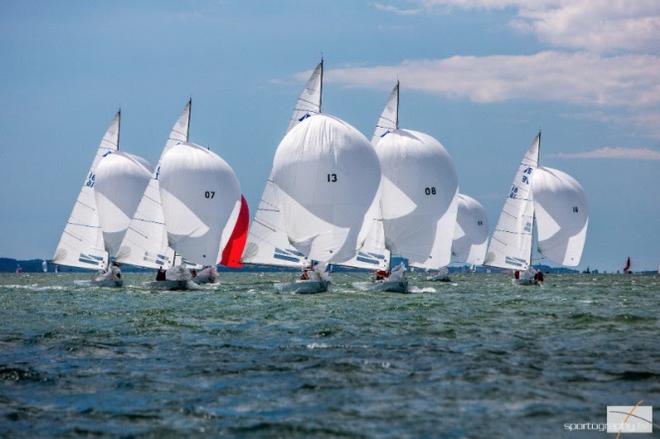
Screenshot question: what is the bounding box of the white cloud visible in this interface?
[381,0,660,53]
[373,2,422,15]
[318,51,660,108]
[555,147,660,160]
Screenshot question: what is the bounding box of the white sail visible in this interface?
[53,111,120,270]
[371,81,399,145]
[484,133,540,270]
[158,142,241,266]
[452,193,489,265]
[272,114,381,264]
[287,60,323,132]
[116,100,191,268]
[94,151,152,256]
[377,129,459,269]
[241,179,308,268]
[531,167,588,266]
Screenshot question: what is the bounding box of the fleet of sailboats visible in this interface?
[52,60,590,292]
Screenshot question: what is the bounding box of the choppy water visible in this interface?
[0,272,658,438]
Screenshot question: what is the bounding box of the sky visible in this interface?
[0,0,658,271]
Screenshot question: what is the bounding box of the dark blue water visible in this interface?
[1,272,658,437]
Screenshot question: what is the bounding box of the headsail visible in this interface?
[531,167,588,266]
[287,60,323,132]
[94,152,152,256]
[484,133,540,270]
[377,129,459,269]
[371,81,399,145]
[452,194,489,265]
[53,111,120,269]
[116,100,191,268]
[158,142,242,266]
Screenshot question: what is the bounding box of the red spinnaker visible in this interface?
[220,195,250,268]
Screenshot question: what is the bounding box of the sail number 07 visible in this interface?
[204,191,215,199]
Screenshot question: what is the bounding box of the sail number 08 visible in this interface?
[425,186,437,195]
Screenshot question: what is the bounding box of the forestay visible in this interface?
[53,112,120,270]
[377,129,458,269]
[116,100,191,268]
[94,152,152,256]
[272,114,381,264]
[158,142,242,266]
[531,167,588,266]
[452,193,489,265]
[484,134,540,270]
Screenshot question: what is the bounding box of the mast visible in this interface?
[186,98,192,141]
[530,130,541,268]
[116,109,121,151]
[319,57,324,113]
[395,80,399,129]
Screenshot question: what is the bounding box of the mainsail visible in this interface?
[484,133,540,270]
[287,60,323,132]
[94,151,152,256]
[371,81,399,144]
[53,111,120,270]
[158,142,242,266]
[116,100,191,268]
[452,194,489,265]
[531,167,588,266]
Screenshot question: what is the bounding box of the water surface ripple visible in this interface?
[1,273,658,437]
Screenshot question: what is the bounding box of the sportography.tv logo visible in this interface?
[607,403,653,435]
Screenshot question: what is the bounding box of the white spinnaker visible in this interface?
[158,142,241,266]
[377,129,459,269]
[272,114,381,264]
[116,100,191,268]
[371,81,399,145]
[287,60,323,132]
[452,193,489,265]
[241,179,308,268]
[53,112,120,270]
[94,152,152,256]
[531,167,588,266]
[484,134,540,270]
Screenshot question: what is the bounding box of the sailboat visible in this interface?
[53,111,152,287]
[241,60,382,294]
[427,193,489,282]
[484,132,589,285]
[623,257,632,274]
[353,81,459,293]
[116,100,249,289]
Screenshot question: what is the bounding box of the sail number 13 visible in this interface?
[327,173,338,182]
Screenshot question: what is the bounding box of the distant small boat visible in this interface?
[623,257,632,274]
